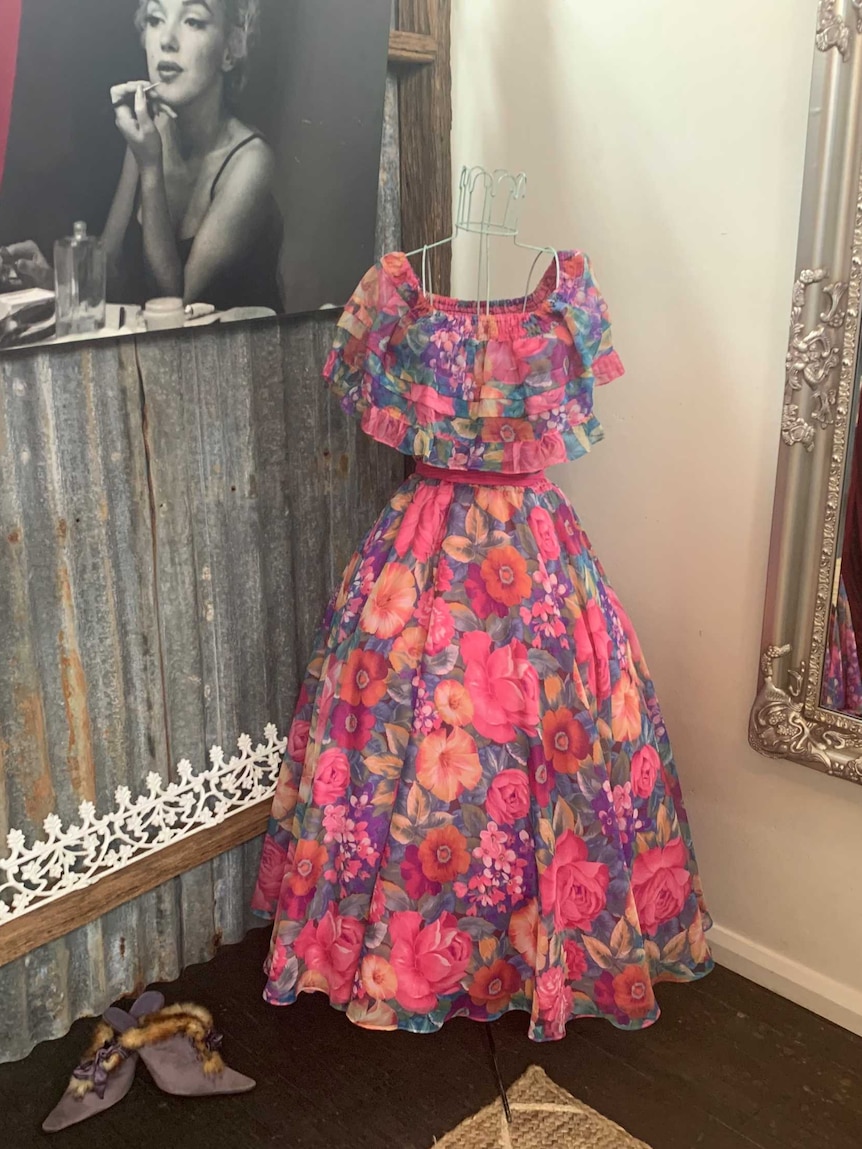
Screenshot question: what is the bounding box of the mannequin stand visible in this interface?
[483,1024,512,1125]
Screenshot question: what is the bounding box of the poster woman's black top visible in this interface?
[118,133,283,312]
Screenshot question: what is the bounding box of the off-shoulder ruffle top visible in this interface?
[322,249,624,473]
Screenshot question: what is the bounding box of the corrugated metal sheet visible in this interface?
[0,84,401,1064]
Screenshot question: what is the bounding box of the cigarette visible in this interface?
[112,82,163,108]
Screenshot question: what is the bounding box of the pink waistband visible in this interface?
[415,462,547,487]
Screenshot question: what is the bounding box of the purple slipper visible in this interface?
[115,1001,255,1096]
[41,989,165,1133]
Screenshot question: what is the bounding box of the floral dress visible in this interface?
[251,250,713,1040]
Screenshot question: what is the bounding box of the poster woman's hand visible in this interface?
[1,241,53,290]
[110,82,171,171]
[109,82,182,297]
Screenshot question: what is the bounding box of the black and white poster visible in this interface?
[0,0,391,348]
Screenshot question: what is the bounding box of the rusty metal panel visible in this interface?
[0,101,401,1063]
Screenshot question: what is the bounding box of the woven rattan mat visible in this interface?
[433,1065,652,1149]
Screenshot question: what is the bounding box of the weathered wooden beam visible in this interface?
[397,1,452,294]
[388,29,437,65]
[0,801,271,970]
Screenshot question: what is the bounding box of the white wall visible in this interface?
[450,0,862,1032]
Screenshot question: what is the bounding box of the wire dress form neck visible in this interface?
[406,165,560,319]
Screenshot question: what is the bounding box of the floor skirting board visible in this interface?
[708,922,862,1038]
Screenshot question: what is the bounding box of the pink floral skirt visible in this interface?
[252,467,713,1040]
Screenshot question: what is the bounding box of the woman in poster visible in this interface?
[4,0,283,312]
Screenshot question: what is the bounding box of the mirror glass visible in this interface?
[821,340,862,716]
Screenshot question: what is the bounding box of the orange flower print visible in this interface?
[389,625,425,675]
[434,679,474,727]
[507,898,539,968]
[361,954,398,1001]
[342,647,389,707]
[541,707,591,774]
[612,963,655,1019]
[287,839,327,897]
[361,563,416,638]
[418,825,470,883]
[480,418,535,444]
[475,486,524,523]
[468,959,521,1011]
[416,726,481,801]
[611,673,643,743]
[481,545,531,606]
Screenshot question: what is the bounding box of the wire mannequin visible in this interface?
[406,165,559,320]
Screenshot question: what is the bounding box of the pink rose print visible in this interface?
[330,702,375,751]
[527,506,561,562]
[294,905,365,1004]
[539,830,609,931]
[369,876,386,924]
[512,334,547,363]
[267,942,289,985]
[563,939,588,982]
[535,965,565,1015]
[585,600,612,701]
[436,556,454,592]
[425,598,455,656]
[554,504,586,556]
[535,965,574,1034]
[312,748,351,807]
[287,719,311,763]
[572,601,612,702]
[414,588,433,630]
[632,838,692,932]
[376,254,409,307]
[606,586,643,662]
[484,339,521,385]
[389,911,472,1012]
[360,405,404,449]
[394,481,453,563]
[631,745,660,800]
[486,769,530,824]
[408,382,455,424]
[250,837,288,912]
[462,631,540,741]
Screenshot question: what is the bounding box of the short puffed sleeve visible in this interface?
[559,253,625,387]
[322,255,412,420]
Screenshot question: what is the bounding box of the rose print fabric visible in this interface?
[252,252,713,1041]
[323,250,625,473]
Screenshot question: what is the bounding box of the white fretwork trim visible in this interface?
[0,725,285,926]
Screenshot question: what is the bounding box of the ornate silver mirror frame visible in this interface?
[750,1,862,785]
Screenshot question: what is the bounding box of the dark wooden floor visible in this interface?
[2,928,860,1148]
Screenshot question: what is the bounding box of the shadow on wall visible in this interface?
[452,0,753,709]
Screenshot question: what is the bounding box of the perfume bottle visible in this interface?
[53,221,106,337]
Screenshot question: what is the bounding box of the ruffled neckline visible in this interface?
[388,249,581,336]
[322,246,623,472]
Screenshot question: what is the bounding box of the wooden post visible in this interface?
[395,1,453,295]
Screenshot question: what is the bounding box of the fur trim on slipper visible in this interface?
[121,1003,226,1075]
